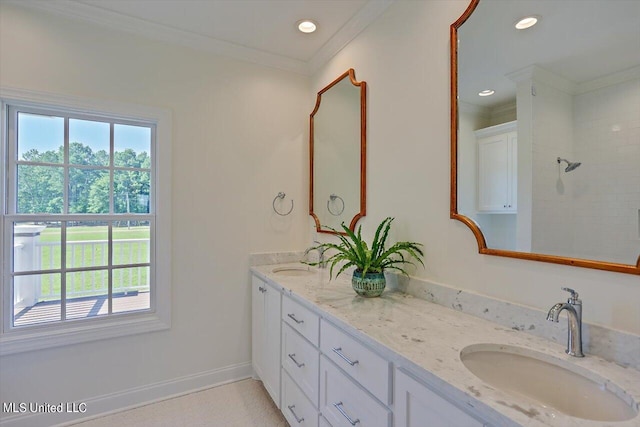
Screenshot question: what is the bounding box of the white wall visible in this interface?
[311,0,640,335]
[572,77,640,264]
[530,79,575,256]
[0,2,309,422]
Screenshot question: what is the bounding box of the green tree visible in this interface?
[17,164,64,213]
[18,148,63,213]
[18,143,150,215]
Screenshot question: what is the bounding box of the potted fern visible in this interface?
[305,217,424,297]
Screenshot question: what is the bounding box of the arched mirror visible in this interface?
[310,69,366,234]
[451,0,640,274]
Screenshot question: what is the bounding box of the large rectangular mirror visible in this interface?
[310,69,366,234]
[451,0,640,274]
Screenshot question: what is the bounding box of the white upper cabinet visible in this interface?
[476,121,517,213]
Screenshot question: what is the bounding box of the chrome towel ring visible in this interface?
[327,193,345,216]
[273,192,294,216]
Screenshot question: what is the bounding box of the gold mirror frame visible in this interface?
[450,0,640,275]
[310,68,367,234]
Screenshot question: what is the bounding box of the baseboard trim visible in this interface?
[0,362,253,427]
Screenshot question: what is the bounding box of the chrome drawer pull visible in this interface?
[332,347,359,366]
[288,353,305,368]
[258,286,265,292]
[333,401,360,425]
[287,313,304,324]
[287,405,304,423]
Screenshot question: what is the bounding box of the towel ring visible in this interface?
[273,192,294,216]
[327,193,345,216]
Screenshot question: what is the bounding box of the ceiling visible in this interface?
[9,0,394,74]
[458,0,640,108]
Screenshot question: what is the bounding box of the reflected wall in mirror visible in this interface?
[451,0,640,274]
[310,69,366,234]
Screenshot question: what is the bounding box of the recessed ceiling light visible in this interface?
[297,20,317,34]
[478,90,495,97]
[515,15,540,30]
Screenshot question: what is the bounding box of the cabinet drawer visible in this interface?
[320,356,391,427]
[394,369,485,427]
[283,294,320,346]
[320,320,390,404]
[282,370,319,427]
[282,323,320,406]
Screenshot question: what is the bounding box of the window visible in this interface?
[1,89,171,354]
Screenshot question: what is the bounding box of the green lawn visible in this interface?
[32,225,150,300]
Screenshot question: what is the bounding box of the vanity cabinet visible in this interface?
[319,415,332,427]
[282,323,320,405]
[320,319,391,405]
[476,121,517,213]
[282,369,319,427]
[283,293,320,346]
[394,369,486,427]
[251,271,494,427]
[320,355,391,427]
[281,294,321,426]
[251,276,281,408]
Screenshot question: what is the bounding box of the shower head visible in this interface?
[557,157,581,172]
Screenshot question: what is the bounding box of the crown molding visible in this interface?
[457,101,489,115]
[307,0,394,73]
[5,0,394,76]
[575,65,640,94]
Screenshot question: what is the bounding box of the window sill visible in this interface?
[0,311,170,356]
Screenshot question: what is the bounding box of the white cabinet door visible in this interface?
[320,356,391,427]
[320,319,390,405]
[252,276,281,408]
[394,369,485,427]
[252,276,265,381]
[283,294,320,346]
[476,121,517,213]
[282,323,320,406]
[282,370,319,427]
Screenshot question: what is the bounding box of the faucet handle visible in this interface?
[561,287,580,303]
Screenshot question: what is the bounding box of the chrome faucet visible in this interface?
[546,287,584,357]
[304,240,327,268]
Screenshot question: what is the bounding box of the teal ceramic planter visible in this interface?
[352,270,386,297]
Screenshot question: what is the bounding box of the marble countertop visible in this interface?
[251,264,640,427]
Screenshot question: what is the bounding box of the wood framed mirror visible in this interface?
[310,69,366,234]
[451,0,640,275]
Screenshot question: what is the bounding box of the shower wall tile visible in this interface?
[573,77,640,264]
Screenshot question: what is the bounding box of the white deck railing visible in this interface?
[36,239,150,300]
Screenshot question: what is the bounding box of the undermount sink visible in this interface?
[460,344,638,422]
[271,266,316,277]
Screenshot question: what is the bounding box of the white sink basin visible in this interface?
[271,266,316,277]
[460,344,637,422]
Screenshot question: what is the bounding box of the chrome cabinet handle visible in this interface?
[288,353,305,368]
[287,313,304,324]
[258,286,266,293]
[287,405,304,423]
[332,347,359,366]
[333,401,360,425]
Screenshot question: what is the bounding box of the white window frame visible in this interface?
[0,87,172,355]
